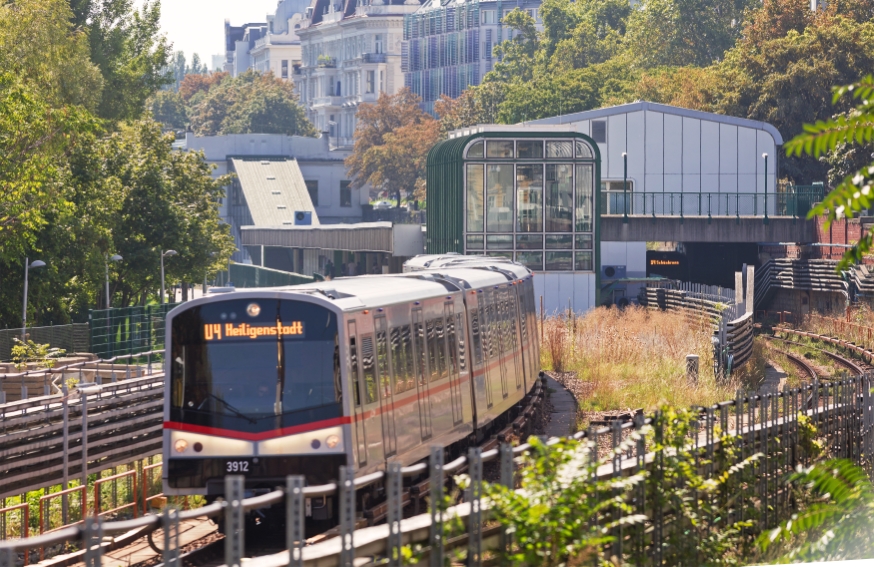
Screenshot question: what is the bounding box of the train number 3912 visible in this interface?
[226,461,250,473]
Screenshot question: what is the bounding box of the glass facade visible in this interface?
[464,137,597,272]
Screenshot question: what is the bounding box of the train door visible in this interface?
[496,290,509,399]
[412,309,433,440]
[359,332,385,466]
[444,303,463,425]
[347,320,367,467]
[374,316,398,457]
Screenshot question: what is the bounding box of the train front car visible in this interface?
[162,293,347,503]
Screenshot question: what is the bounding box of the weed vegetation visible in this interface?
[541,306,741,411]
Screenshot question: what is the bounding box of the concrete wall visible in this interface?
[534,273,597,315]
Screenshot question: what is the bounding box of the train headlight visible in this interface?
[325,435,340,449]
[174,439,188,453]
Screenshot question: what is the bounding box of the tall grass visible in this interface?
[541,306,741,412]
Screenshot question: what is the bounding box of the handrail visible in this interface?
[94,470,138,519]
[0,502,29,564]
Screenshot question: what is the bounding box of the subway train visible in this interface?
[162,255,540,521]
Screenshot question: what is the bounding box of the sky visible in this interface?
[134,0,280,65]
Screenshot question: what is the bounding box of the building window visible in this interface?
[306,180,319,206]
[516,251,543,271]
[592,120,607,144]
[466,164,484,231]
[281,60,289,79]
[375,34,384,54]
[379,70,385,93]
[545,251,573,271]
[545,163,573,231]
[486,164,514,232]
[516,164,543,232]
[366,70,375,93]
[575,164,593,232]
[340,181,352,207]
[481,10,496,23]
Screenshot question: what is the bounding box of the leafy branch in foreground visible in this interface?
[759,459,874,562]
[787,75,874,269]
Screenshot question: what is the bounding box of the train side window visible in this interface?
[435,316,448,380]
[360,335,378,404]
[427,318,446,382]
[444,304,458,377]
[391,325,415,394]
[413,310,428,386]
[470,302,483,367]
[375,317,392,399]
[348,322,361,407]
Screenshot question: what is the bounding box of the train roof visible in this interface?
[205,257,531,311]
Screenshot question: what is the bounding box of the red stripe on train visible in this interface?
[163,417,351,441]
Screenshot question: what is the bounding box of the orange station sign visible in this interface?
[204,322,305,341]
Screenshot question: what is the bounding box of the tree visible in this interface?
[624,0,755,68]
[69,0,172,122]
[188,70,316,137]
[179,72,229,103]
[98,120,236,306]
[787,75,874,268]
[149,90,188,130]
[346,89,440,207]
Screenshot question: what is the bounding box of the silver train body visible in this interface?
[163,255,540,504]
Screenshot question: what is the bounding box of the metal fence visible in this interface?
[218,264,315,288]
[0,374,870,566]
[0,324,90,362]
[602,186,827,218]
[89,304,179,359]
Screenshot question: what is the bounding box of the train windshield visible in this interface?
[169,298,341,434]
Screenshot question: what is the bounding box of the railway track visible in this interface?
[762,338,818,380]
[769,328,873,376]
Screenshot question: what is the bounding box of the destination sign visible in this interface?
[649,259,681,266]
[204,322,305,341]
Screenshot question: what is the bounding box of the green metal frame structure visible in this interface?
[426,130,602,289]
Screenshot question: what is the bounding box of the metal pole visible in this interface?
[62,380,70,525]
[22,257,29,341]
[160,252,166,306]
[81,390,89,489]
[105,256,111,310]
[763,153,770,224]
[622,152,628,223]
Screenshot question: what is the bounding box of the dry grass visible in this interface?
[541,306,741,412]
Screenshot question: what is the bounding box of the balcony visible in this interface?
[312,96,344,108]
[317,56,337,68]
[362,52,387,63]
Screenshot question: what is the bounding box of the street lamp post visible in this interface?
[763,153,769,225]
[105,254,123,310]
[160,250,178,305]
[622,152,629,223]
[22,258,47,340]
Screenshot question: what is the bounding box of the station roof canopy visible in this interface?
[241,222,425,256]
[231,158,320,227]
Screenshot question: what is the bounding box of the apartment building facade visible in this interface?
[295,0,422,149]
[224,0,309,79]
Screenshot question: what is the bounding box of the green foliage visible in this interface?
[485,435,647,566]
[71,0,172,122]
[759,459,874,561]
[149,90,188,131]
[188,70,316,137]
[787,75,874,268]
[11,338,65,371]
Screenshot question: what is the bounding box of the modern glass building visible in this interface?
[427,127,601,310]
[402,0,543,114]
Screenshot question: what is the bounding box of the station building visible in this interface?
[426,101,784,313]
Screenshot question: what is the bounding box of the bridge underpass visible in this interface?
[601,215,816,244]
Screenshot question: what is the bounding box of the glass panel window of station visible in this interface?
[463,136,597,273]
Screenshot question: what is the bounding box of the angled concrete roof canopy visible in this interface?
[231,158,320,226]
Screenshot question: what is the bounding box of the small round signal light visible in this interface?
[326,435,340,449]
[247,303,261,317]
[174,439,188,453]
[311,439,321,449]
[193,442,203,453]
